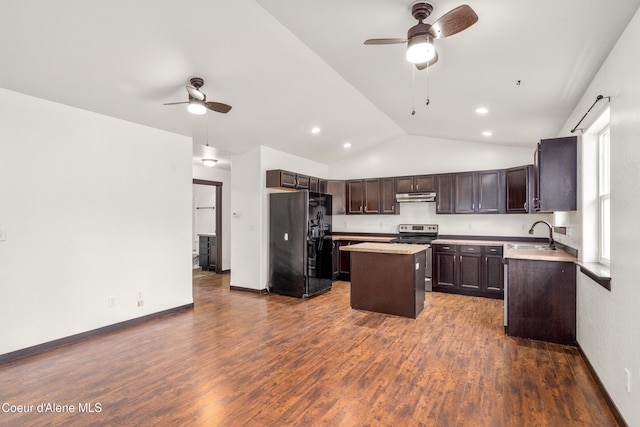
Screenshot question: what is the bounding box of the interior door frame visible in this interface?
[193,179,223,274]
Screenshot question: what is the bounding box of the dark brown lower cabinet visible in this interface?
[433,244,503,299]
[483,247,504,293]
[333,240,353,281]
[507,259,576,345]
[198,235,217,272]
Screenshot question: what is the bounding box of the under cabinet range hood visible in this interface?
[395,192,436,203]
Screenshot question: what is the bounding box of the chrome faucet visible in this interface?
[528,220,556,250]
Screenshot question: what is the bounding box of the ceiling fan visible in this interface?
[163,77,232,115]
[364,2,478,70]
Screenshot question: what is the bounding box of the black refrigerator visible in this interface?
[269,191,333,298]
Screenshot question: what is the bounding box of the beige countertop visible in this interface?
[198,233,217,237]
[432,238,577,263]
[332,235,395,242]
[340,242,429,255]
[503,246,576,262]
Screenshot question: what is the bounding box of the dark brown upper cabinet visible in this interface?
[309,176,319,192]
[266,169,312,190]
[435,174,455,214]
[266,169,298,189]
[327,180,346,215]
[380,177,396,214]
[394,175,434,193]
[364,179,381,213]
[506,165,535,213]
[347,178,397,215]
[534,136,577,212]
[454,172,476,214]
[477,170,505,214]
[346,180,364,214]
[453,170,505,214]
[318,179,327,194]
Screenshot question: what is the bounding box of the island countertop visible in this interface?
[340,242,429,255]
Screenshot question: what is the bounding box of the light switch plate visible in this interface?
[0,227,6,242]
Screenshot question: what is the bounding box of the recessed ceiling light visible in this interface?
[311,127,321,134]
[482,131,493,137]
[475,107,489,114]
[343,142,352,149]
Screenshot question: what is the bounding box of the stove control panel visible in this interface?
[398,224,438,234]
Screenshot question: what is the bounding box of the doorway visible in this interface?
[193,179,223,274]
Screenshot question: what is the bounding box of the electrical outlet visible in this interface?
[137,292,143,307]
[108,296,115,308]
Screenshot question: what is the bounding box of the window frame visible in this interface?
[598,125,610,265]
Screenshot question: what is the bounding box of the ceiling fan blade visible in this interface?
[429,5,478,39]
[205,102,232,114]
[163,101,188,105]
[364,38,407,45]
[415,51,439,70]
[186,85,205,101]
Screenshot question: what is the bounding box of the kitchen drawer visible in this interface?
[434,244,458,253]
[459,245,481,254]
[483,245,503,256]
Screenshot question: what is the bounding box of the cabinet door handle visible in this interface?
[524,202,528,211]
[443,246,450,250]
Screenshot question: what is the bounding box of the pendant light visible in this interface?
[201,118,217,167]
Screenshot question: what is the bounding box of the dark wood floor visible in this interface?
[0,272,619,426]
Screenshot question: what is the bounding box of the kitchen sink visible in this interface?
[507,244,556,251]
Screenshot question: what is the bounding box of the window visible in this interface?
[598,126,610,264]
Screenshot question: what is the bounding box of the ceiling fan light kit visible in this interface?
[364,2,478,69]
[406,34,435,63]
[164,77,232,115]
[187,98,207,115]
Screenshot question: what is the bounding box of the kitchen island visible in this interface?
[340,242,428,319]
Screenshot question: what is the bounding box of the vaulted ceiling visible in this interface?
[1,0,638,169]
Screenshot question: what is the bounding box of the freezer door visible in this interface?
[307,192,333,296]
[269,191,308,297]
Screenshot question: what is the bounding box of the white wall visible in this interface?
[329,134,537,179]
[556,7,640,426]
[0,88,193,355]
[329,134,552,238]
[193,184,216,239]
[193,164,231,271]
[229,147,263,290]
[229,146,328,290]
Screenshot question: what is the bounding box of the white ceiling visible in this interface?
[1,0,638,170]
